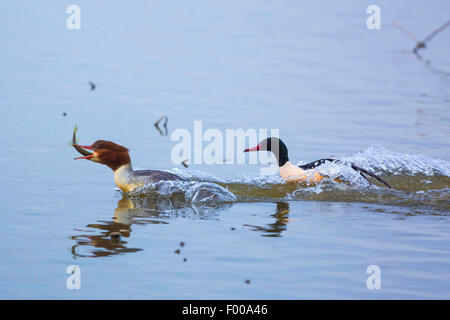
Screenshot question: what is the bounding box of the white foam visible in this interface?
[125,146,449,206]
[341,145,450,176]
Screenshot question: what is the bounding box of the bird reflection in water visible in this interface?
[70,195,231,258]
[244,202,290,237]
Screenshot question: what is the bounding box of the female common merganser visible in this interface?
[73,140,181,192]
[244,137,391,188]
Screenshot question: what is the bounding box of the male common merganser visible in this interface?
[73,140,181,192]
[244,137,391,188]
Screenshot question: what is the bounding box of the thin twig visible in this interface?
[423,19,450,43]
[154,115,168,136]
[392,20,420,43]
[154,115,168,127]
[392,19,450,75]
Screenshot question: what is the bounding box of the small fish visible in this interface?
[181,159,189,168]
[72,125,93,158]
[89,81,96,90]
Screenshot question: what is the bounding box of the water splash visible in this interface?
[128,179,236,203]
[339,145,450,176]
[125,146,449,212]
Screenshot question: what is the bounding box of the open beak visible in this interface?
[74,154,93,160]
[244,144,260,152]
[72,126,94,159]
[73,144,95,160]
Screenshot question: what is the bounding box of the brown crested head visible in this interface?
[74,140,131,171]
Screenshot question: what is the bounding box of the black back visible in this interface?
[297,158,391,188]
[133,170,182,181]
[298,158,336,170]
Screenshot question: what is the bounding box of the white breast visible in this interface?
[113,164,143,192]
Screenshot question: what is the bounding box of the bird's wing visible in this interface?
[350,163,391,188]
[298,158,392,188]
[298,158,336,170]
[133,170,181,181]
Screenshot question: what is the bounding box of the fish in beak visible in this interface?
[72,125,94,160]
